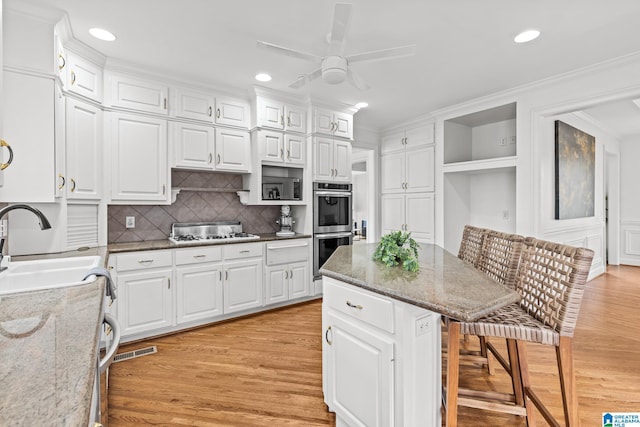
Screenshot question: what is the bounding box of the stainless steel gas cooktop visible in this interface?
[169,221,259,245]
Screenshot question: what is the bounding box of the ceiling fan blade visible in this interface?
[347,69,370,91]
[328,3,352,55]
[288,68,323,89]
[346,44,416,63]
[256,41,320,62]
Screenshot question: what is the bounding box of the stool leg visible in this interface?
[516,340,536,426]
[557,336,579,426]
[446,322,461,427]
[506,339,524,406]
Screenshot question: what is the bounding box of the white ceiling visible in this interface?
[11,0,640,134]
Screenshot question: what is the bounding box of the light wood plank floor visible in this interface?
[109,265,640,426]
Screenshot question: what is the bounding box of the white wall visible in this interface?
[620,137,640,266]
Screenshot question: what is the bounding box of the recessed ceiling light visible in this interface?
[255,73,272,82]
[514,29,540,43]
[89,28,116,42]
[355,102,368,109]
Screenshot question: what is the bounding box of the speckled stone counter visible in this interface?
[319,243,520,322]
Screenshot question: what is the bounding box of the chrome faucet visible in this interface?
[0,204,52,272]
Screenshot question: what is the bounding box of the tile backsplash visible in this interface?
[108,170,281,243]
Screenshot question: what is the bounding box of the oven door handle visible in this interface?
[314,191,351,197]
[314,232,353,239]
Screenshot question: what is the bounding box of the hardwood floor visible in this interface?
[108,265,640,426]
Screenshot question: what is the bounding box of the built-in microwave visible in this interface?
[262,176,301,201]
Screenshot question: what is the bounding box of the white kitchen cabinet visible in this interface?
[322,277,441,427]
[264,239,311,304]
[214,127,251,172]
[174,88,214,122]
[65,52,103,102]
[175,246,224,324]
[115,250,174,338]
[314,137,351,182]
[171,122,215,170]
[110,112,170,203]
[223,259,263,314]
[380,123,434,155]
[381,192,434,243]
[257,130,305,166]
[65,97,102,200]
[312,108,353,140]
[108,73,169,115]
[54,31,67,87]
[215,96,251,129]
[381,146,434,193]
[256,97,306,133]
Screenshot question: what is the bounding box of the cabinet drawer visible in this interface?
[175,246,222,265]
[116,250,173,272]
[224,242,263,260]
[265,239,309,265]
[324,277,395,334]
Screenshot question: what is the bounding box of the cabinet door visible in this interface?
[284,104,306,133]
[257,98,284,130]
[325,313,394,427]
[110,75,169,115]
[405,193,434,243]
[172,122,215,170]
[333,111,353,140]
[118,269,173,337]
[175,88,214,122]
[380,131,405,155]
[314,108,334,135]
[265,264,288,305]
[314,137,334,181]
[111,113,169,202]
[215,96,250,128]
[284,134,305,165]
[288,261,309,300]
[259,130,284,163]
[66,52,103,102]
[333,140,352,182]
[405,146,434,192]
[65,98,102,200]
[380,152,405,194]
[381,194,405,235]
[176,263,223,324]
[404,123,434,149]
[223,259,262,314]
[214,128,250,172]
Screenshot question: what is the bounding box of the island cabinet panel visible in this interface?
[322,277,441,427]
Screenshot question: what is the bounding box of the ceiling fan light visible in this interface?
[321,56,348,84]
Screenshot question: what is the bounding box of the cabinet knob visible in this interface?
[217,154,221,164]
[325,326,333,345]
[287,115,291,127]
[208,106,213,117]
[58,174,66,190]
[58,54,66,71]
[163,98,167,110]
[216,108,221,119]
[0,140,13,171]
[346,300,363,310]
[70,178,76,193]
[208,153,213,164]
[71,71,76,85]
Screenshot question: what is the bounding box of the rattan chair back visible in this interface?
[457,225,488,267]
[477,231,524,289]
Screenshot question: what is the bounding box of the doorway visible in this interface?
[352,148,375,243]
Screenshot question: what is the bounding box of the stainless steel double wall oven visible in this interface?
[313,182,353,279]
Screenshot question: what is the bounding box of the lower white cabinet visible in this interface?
[264,239,311,305]
[381,192,435,243]
[322,277,441,427]
[223,259,263,314]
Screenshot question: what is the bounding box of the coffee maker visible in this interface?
[275,205,295,237]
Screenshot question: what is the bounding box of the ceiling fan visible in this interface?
[257,3,416,91]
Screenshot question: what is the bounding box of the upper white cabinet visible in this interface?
[314,137,351,182]
[256,97,306,133]
[172,122,215,170]
[257,130,305,166]
[214,128,251,172]
[381,123,434,154]
[381,146,434,194]
[65,52,103,102]
[215,96,251,129]
[174,88,214,122]
[312,108,353,140]
[108,73,169,115]
[110,112,170,203]
[65,97,102,200]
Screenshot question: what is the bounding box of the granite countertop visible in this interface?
[319,243,520,322]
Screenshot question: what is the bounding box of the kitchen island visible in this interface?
[319,243,520,427]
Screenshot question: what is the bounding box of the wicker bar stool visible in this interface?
[457,225,488,266]
[444,237,594,427]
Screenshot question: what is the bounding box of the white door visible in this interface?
[215,96,250,128]
[284,134,305,165]
[258,98,284,130]
[259,130,284,163]
[173,122,215,170]
[65,97,102,200]
[118,269,173,337]
[381,194,405,235]
[288,261,309,300]
[405,146,434,192]
[111,113,168,202]
[284,104,306,133]
[326,313,394,427]
[333,140,352,182]
[332,111,353,140]
[110,75,168,114]
[66,52,102,102]
[314,137,334,181]
[314,108,335,135]
[380,152,405,194]
[175,89,214,122]
[175,263,223,324]
[265,265,288,305]
[214,128,250,172]
[223,259,262,314]
[405,193,434,243]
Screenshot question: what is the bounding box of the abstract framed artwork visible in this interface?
[554,120,595,220]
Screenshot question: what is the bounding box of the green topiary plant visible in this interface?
[373,230,420,272]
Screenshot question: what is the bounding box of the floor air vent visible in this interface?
[112,345,158,363]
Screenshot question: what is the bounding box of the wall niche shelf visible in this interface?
[442,156,517,174]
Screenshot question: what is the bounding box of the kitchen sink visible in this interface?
[0,256,102,295]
